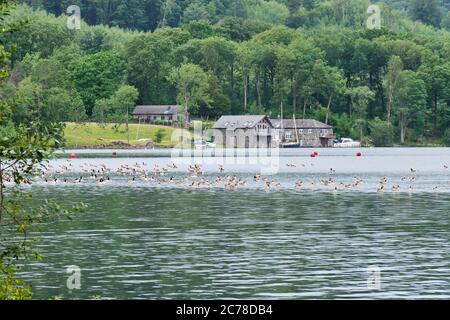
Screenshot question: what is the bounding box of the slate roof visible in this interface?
[213,116,272,130]
[270,119,332,129]
[133,105,182,116]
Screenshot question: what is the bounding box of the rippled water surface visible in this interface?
[19,148,450,299]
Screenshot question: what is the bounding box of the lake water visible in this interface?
[18,148,450,299]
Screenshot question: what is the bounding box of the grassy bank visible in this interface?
[64,123,177,148]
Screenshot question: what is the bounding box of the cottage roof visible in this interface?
[213,115,272,130]
[270,119,332,129]
[133,105,182,116]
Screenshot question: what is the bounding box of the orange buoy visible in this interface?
[70,153,77,159]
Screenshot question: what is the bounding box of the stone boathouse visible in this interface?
[270,119,335,147]
[212,115,273,148]
[212,115,334,148]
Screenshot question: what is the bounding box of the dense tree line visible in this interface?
[18,0,450,31]
[1,2,450,146]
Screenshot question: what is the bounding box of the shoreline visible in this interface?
[62,145,447,151]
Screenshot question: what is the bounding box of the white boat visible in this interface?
[194,140,216,150]
[334,138,361,148]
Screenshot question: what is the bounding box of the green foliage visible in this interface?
[1,1,88,300]
[444,128,450,147]
[332,113,357,139]
[125,28,190,105]
[0,0,448,146]
[0,265,32,300]
[393,70,427,143]
[183,20,215,39]
[183,0,210,23]
[92,85,139,124]
[68,50,123,115]
[167,62,210,126]
[246,0,290,25]
[154,128,166,143]
[369,118,395,147]
[408,0,443,27]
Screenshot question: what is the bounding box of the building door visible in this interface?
[245,136,250,149]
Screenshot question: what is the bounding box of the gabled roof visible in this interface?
[270,119,332,129]
[133,105,182,116]
[213,115,272,130]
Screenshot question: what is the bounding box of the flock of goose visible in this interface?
[2,160,448,194]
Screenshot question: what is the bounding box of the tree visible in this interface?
[310,59,346,124]
[237,42,253,112]
[92,98,107,124]
[202,72,231,117]
[444,128,450,146]
[183,20,215,39]
[30,58,71,90]
[6,0,450,147]
[369,118,394,147]
[418,61,450,132]
[246,0,290,25]
[346,86,375,139]
[77,26,113,54]
[175,36,237,92]
[0,0,85,299]
[276,38,323,116]
[214,16,270,42]
[154,128,166,143]
[409,0,442,27]
[183,1,210,23]
[69,50,123,116]
[125,29,191,105]
[384,55,403,123]
[393,70,427,143]
[111,85,139,144]
[92,85,139,143]
[4,5,73,63]
[442,11,450,31]
[44,87,86,123]
[167,63,210,128]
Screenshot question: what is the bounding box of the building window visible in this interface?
[257,124,265,132]
[298,129,304,134]
[285,132,292,140]
[308,129,313,134]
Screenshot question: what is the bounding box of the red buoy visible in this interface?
[314,151,319,156]
[356,152,362,157]
[112,151,117,157]
[70,153,77,159]
[310,153,316,158]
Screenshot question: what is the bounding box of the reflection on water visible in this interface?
[18,148,450,299]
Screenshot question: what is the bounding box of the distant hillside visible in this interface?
[381,0,449,11]
[18,0,450,32]
[2,1,450,146]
